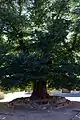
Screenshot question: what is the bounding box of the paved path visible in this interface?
[1,91,80,103]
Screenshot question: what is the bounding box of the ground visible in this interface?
[0,91,80,120]
[0,102,80,120]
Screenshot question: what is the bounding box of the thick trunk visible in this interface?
[30,80,50,100]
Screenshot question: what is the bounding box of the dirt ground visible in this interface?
[0,102,80,120]
[0,91,80,120]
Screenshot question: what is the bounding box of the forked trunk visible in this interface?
[30,80,49,100]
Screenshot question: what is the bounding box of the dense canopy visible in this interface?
[0,0,80,98]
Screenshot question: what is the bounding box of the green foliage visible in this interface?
[0,0,80,90]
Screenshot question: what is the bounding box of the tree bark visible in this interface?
[30,80,50,100]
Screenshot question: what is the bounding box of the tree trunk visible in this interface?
[30,80,50,100]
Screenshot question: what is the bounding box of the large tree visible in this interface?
[0,0,80,99]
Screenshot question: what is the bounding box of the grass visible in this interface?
[3,85,33,94]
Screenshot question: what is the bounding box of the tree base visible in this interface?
[30,91,50,100]
[30,80,50,100]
